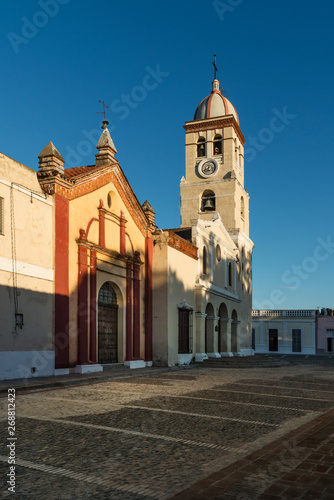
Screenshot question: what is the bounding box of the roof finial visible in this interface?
[213,54,218,80]
[97,100,109,129]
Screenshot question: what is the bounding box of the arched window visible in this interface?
[202,246,207,275]
[213,134,222,155]
[201,190,215,212]
[197,137,206,157]
[98,282,117,306]
[228,262,232,287]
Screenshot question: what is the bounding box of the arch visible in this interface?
[197,136,206,157]
[205,303,215,354]
[213,134,222,155]
[201,189,215,212]
[98,282,119,364]
[218,303,228,353]
[231,309,238,352]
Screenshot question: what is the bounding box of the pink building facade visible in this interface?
[316,311,334,354]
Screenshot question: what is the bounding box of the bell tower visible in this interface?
[180,60,250,237]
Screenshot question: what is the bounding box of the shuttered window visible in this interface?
[178,309,193,354]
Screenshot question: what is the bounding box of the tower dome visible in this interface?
[194,79,239,124]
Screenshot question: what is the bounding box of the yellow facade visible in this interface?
[0,153,54,380]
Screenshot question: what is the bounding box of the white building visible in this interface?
[252,310,317,355]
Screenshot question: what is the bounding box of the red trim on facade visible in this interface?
[90,250,97,363]
[144,237,153,362]
[54,194,70,369]
[77,245,89,364]
[133,259,141,359]
[99,208,105,248]
[120,210,126,255]
[126,262,133,361]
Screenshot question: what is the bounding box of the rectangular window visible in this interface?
[178,309,193,354]
[252,328,256,350]
[269,329,278,351]
[292,329,302,352]
[0,197,4,235]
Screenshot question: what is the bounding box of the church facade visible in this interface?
[0,68,254,380]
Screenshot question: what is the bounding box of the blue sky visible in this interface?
[1,0,334,310]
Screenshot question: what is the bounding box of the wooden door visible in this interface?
[98,303,118,363]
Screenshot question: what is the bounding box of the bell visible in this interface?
[203,199,215,211]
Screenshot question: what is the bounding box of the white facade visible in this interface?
[252,310,317,355]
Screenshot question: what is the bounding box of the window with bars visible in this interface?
[0,197,4,235]
[98,282,117,305]
[178,309,193,354]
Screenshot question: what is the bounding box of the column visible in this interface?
[54,194,70,371]
[195,313,207,362]
[120,211,126,255]
[145,237,153,364]
[125,262,132,361]
[77,242,89,364]
[133,257,141,359]
[89,250,97,363]
[98,202,105,248]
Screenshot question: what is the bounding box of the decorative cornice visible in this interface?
[37,162,153,237]
[184,116,245,144]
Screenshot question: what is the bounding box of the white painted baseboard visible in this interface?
[0,351,55,381]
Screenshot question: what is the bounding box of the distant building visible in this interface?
[252,310,317,355]
[316,309,334,354]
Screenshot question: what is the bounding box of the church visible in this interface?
[0,63,254,380]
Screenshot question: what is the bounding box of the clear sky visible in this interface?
[1,0,334,310]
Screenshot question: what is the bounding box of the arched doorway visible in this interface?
[218,303,228,353]
[98,282,118,363]
[231,309,238,353]
[205,303,215,353]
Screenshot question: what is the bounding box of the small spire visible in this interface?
[95,125,117,166]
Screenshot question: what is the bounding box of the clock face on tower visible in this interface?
[198,159,218,178]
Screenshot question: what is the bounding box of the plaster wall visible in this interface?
[0,154,54,380]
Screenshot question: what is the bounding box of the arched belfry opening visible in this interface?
[197,136,206,157]
[98,282,119,364]
[201,190,215,212]
[213,134,222,155]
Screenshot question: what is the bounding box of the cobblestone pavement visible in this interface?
[1,360,334,499]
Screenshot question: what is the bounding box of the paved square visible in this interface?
[1,360,334,499]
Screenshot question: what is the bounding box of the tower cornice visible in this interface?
[184,116,245,144]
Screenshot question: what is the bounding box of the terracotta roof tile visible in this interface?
[64,166,97,178]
